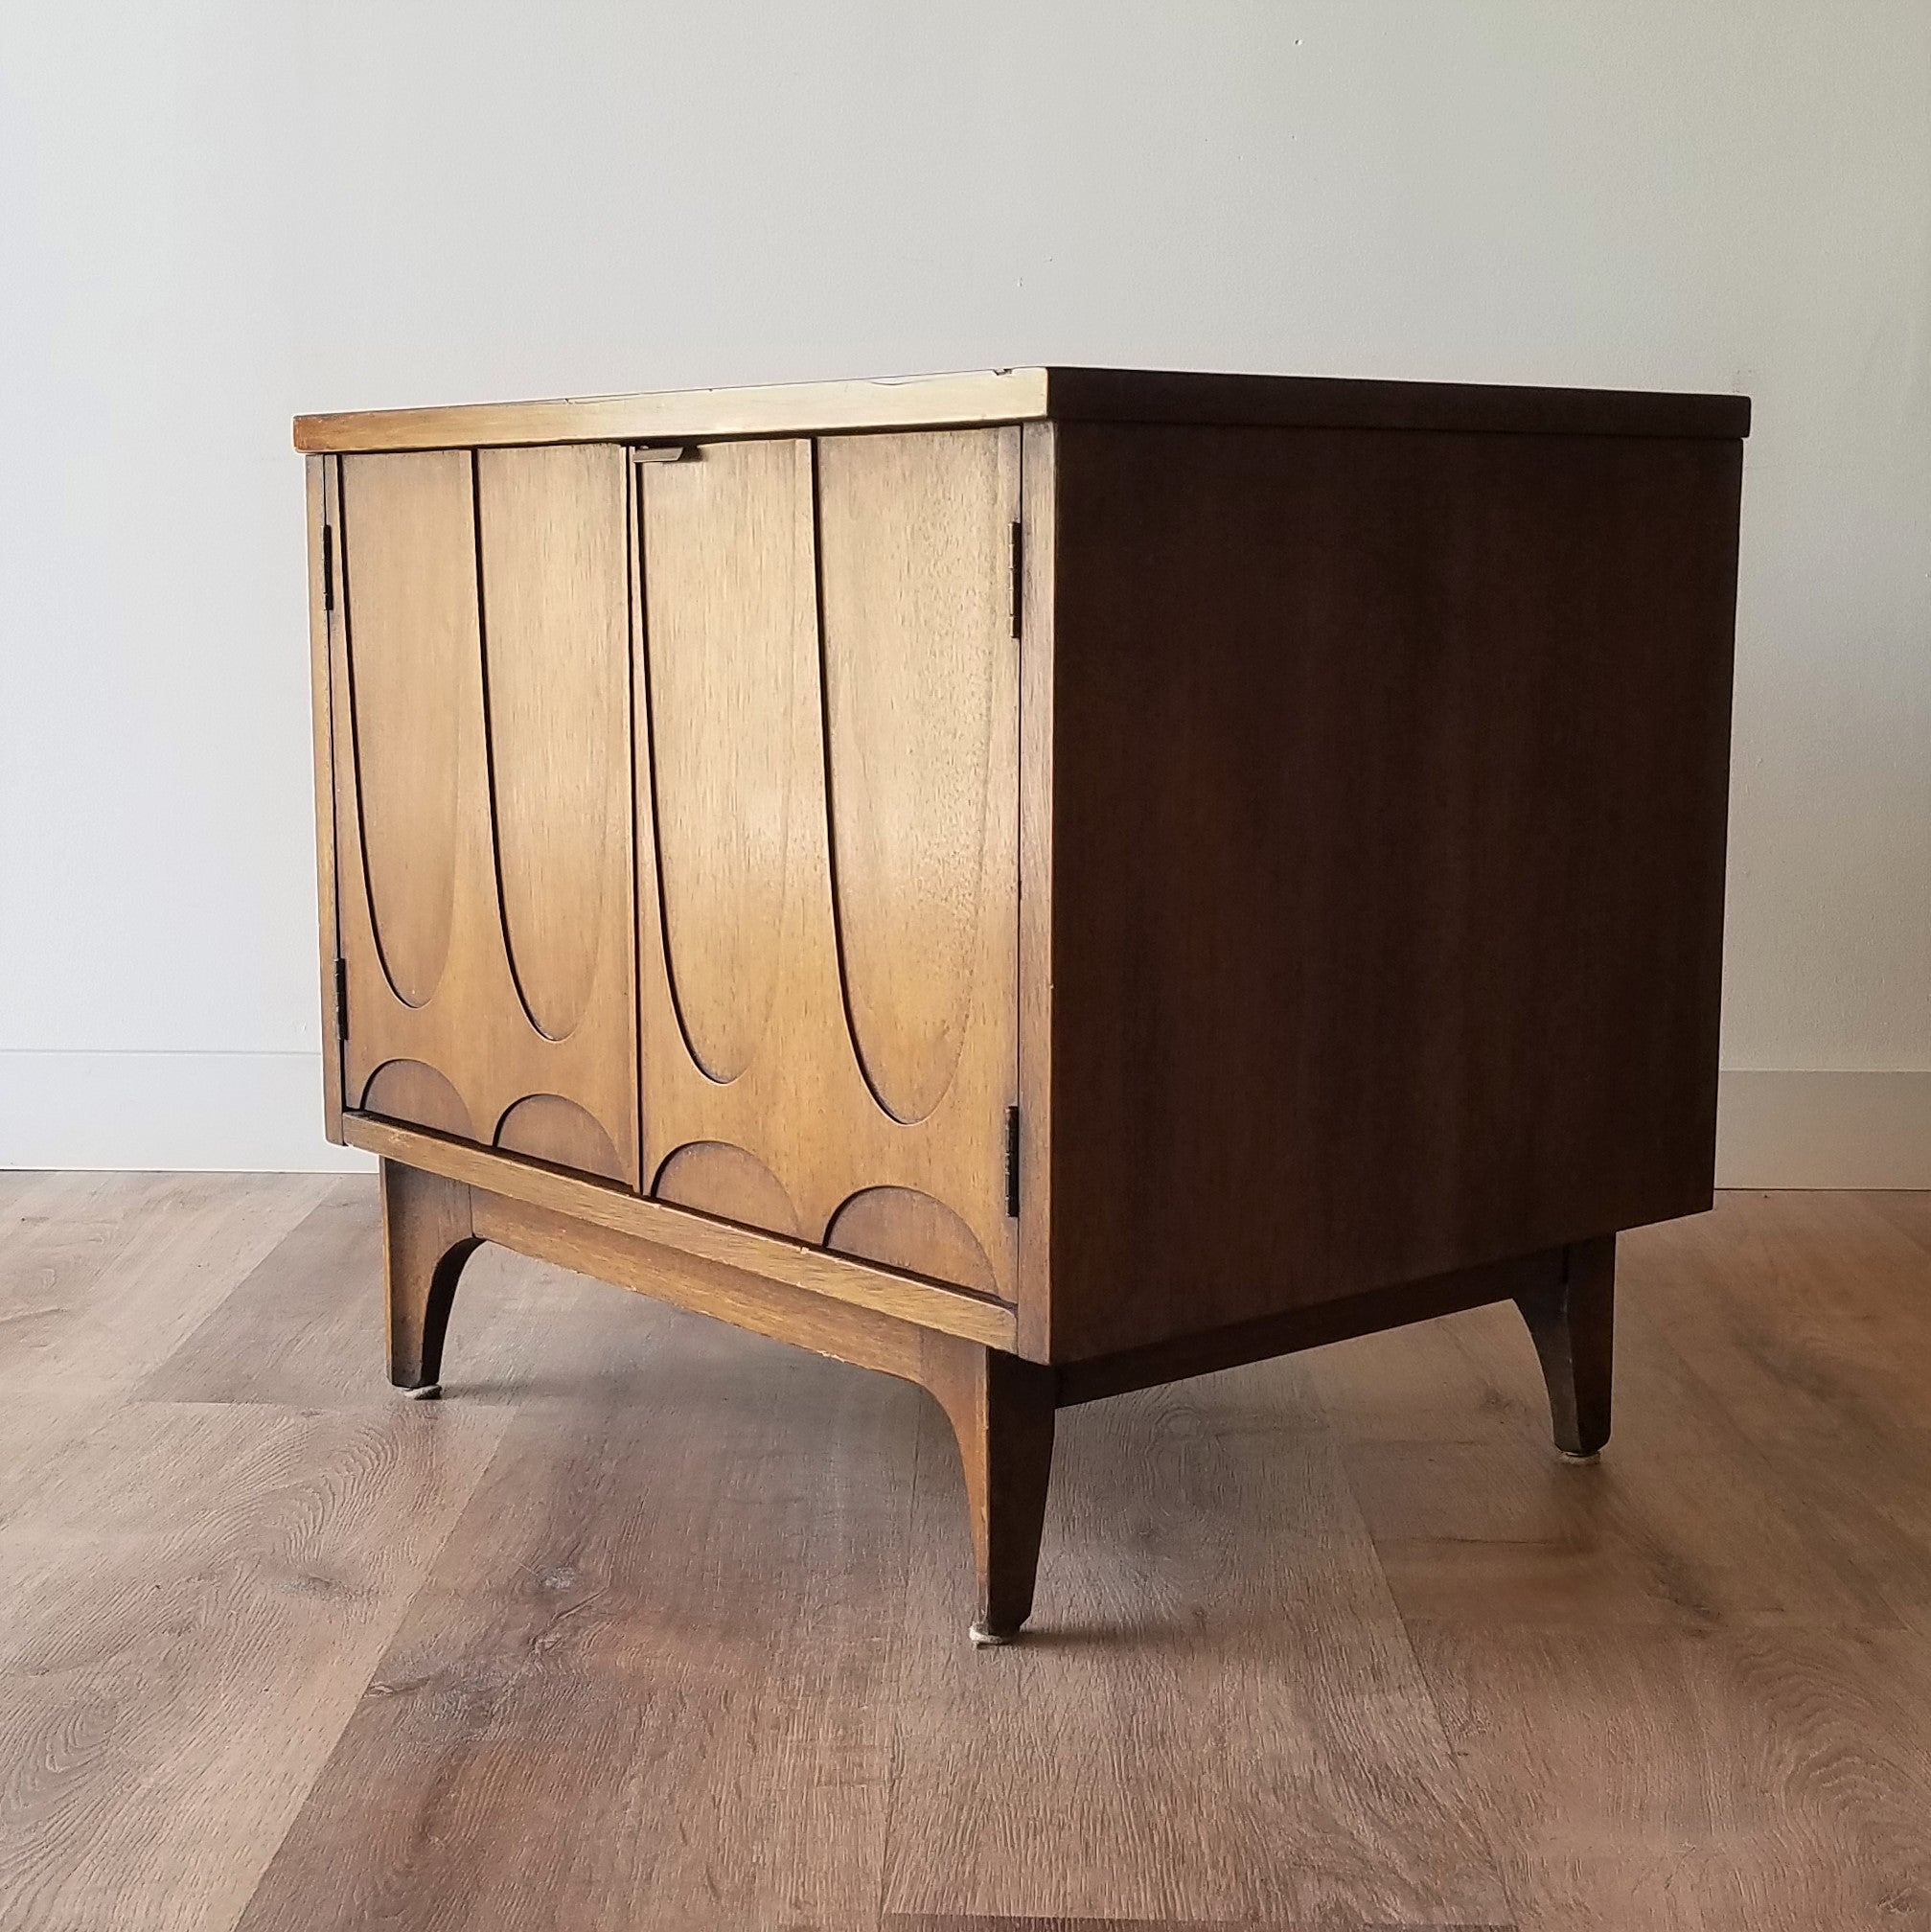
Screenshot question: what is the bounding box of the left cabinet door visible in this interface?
[324,446,639,1184]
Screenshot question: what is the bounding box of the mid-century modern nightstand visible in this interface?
[296,367,1747,1643]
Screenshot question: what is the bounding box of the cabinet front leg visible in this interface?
[1514,1234,1615,1460]
[380,1159,480,1398]
[920,1338,1058,1646]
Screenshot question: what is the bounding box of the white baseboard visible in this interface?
[0,1049,373,1172]
[1715,1070,1931,1189]
[2,1052,1926,1188]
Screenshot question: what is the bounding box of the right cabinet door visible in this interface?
[635,427,1022,1302]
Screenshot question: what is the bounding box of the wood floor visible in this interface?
[3,1177,1930,1931]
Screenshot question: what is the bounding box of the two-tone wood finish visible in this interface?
[293,364,1752,455]
[325,447,638,1182]
[299,369,1748,1640]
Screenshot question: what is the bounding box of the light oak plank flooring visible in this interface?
[0,1178,1927,1931]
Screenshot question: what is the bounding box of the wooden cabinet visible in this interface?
[300,368,1748,1643]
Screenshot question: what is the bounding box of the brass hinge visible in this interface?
[1009,520,1023,639]
[320,523,334,612]
[333,957,349,1040]
[1004,1104,1022,1218]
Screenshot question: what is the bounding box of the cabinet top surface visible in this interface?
[293,366,1751,454]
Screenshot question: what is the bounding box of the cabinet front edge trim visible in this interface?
[295,371,1053,454]
[342,1113,1019,1349]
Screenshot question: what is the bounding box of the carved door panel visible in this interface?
[635,428,1021,1300]
[328,445,638,1184]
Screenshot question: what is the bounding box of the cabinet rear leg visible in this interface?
[1514,1234,1615,1460]
[920,1338,1058,1645]
[381,1159,479,1398]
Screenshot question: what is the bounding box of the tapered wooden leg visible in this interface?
[920,1337,1058,1646]
[1513,1234,1615,1460]
[380,1159,480,1398]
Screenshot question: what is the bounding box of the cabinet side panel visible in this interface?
[1047,422,1742,1358]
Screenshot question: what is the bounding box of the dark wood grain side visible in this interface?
[1046,421,1743,1359]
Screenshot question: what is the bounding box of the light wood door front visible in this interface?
[635,428,1022,1300]
[328,446,638,1184]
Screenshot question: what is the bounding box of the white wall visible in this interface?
[3,1,1927,1179]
